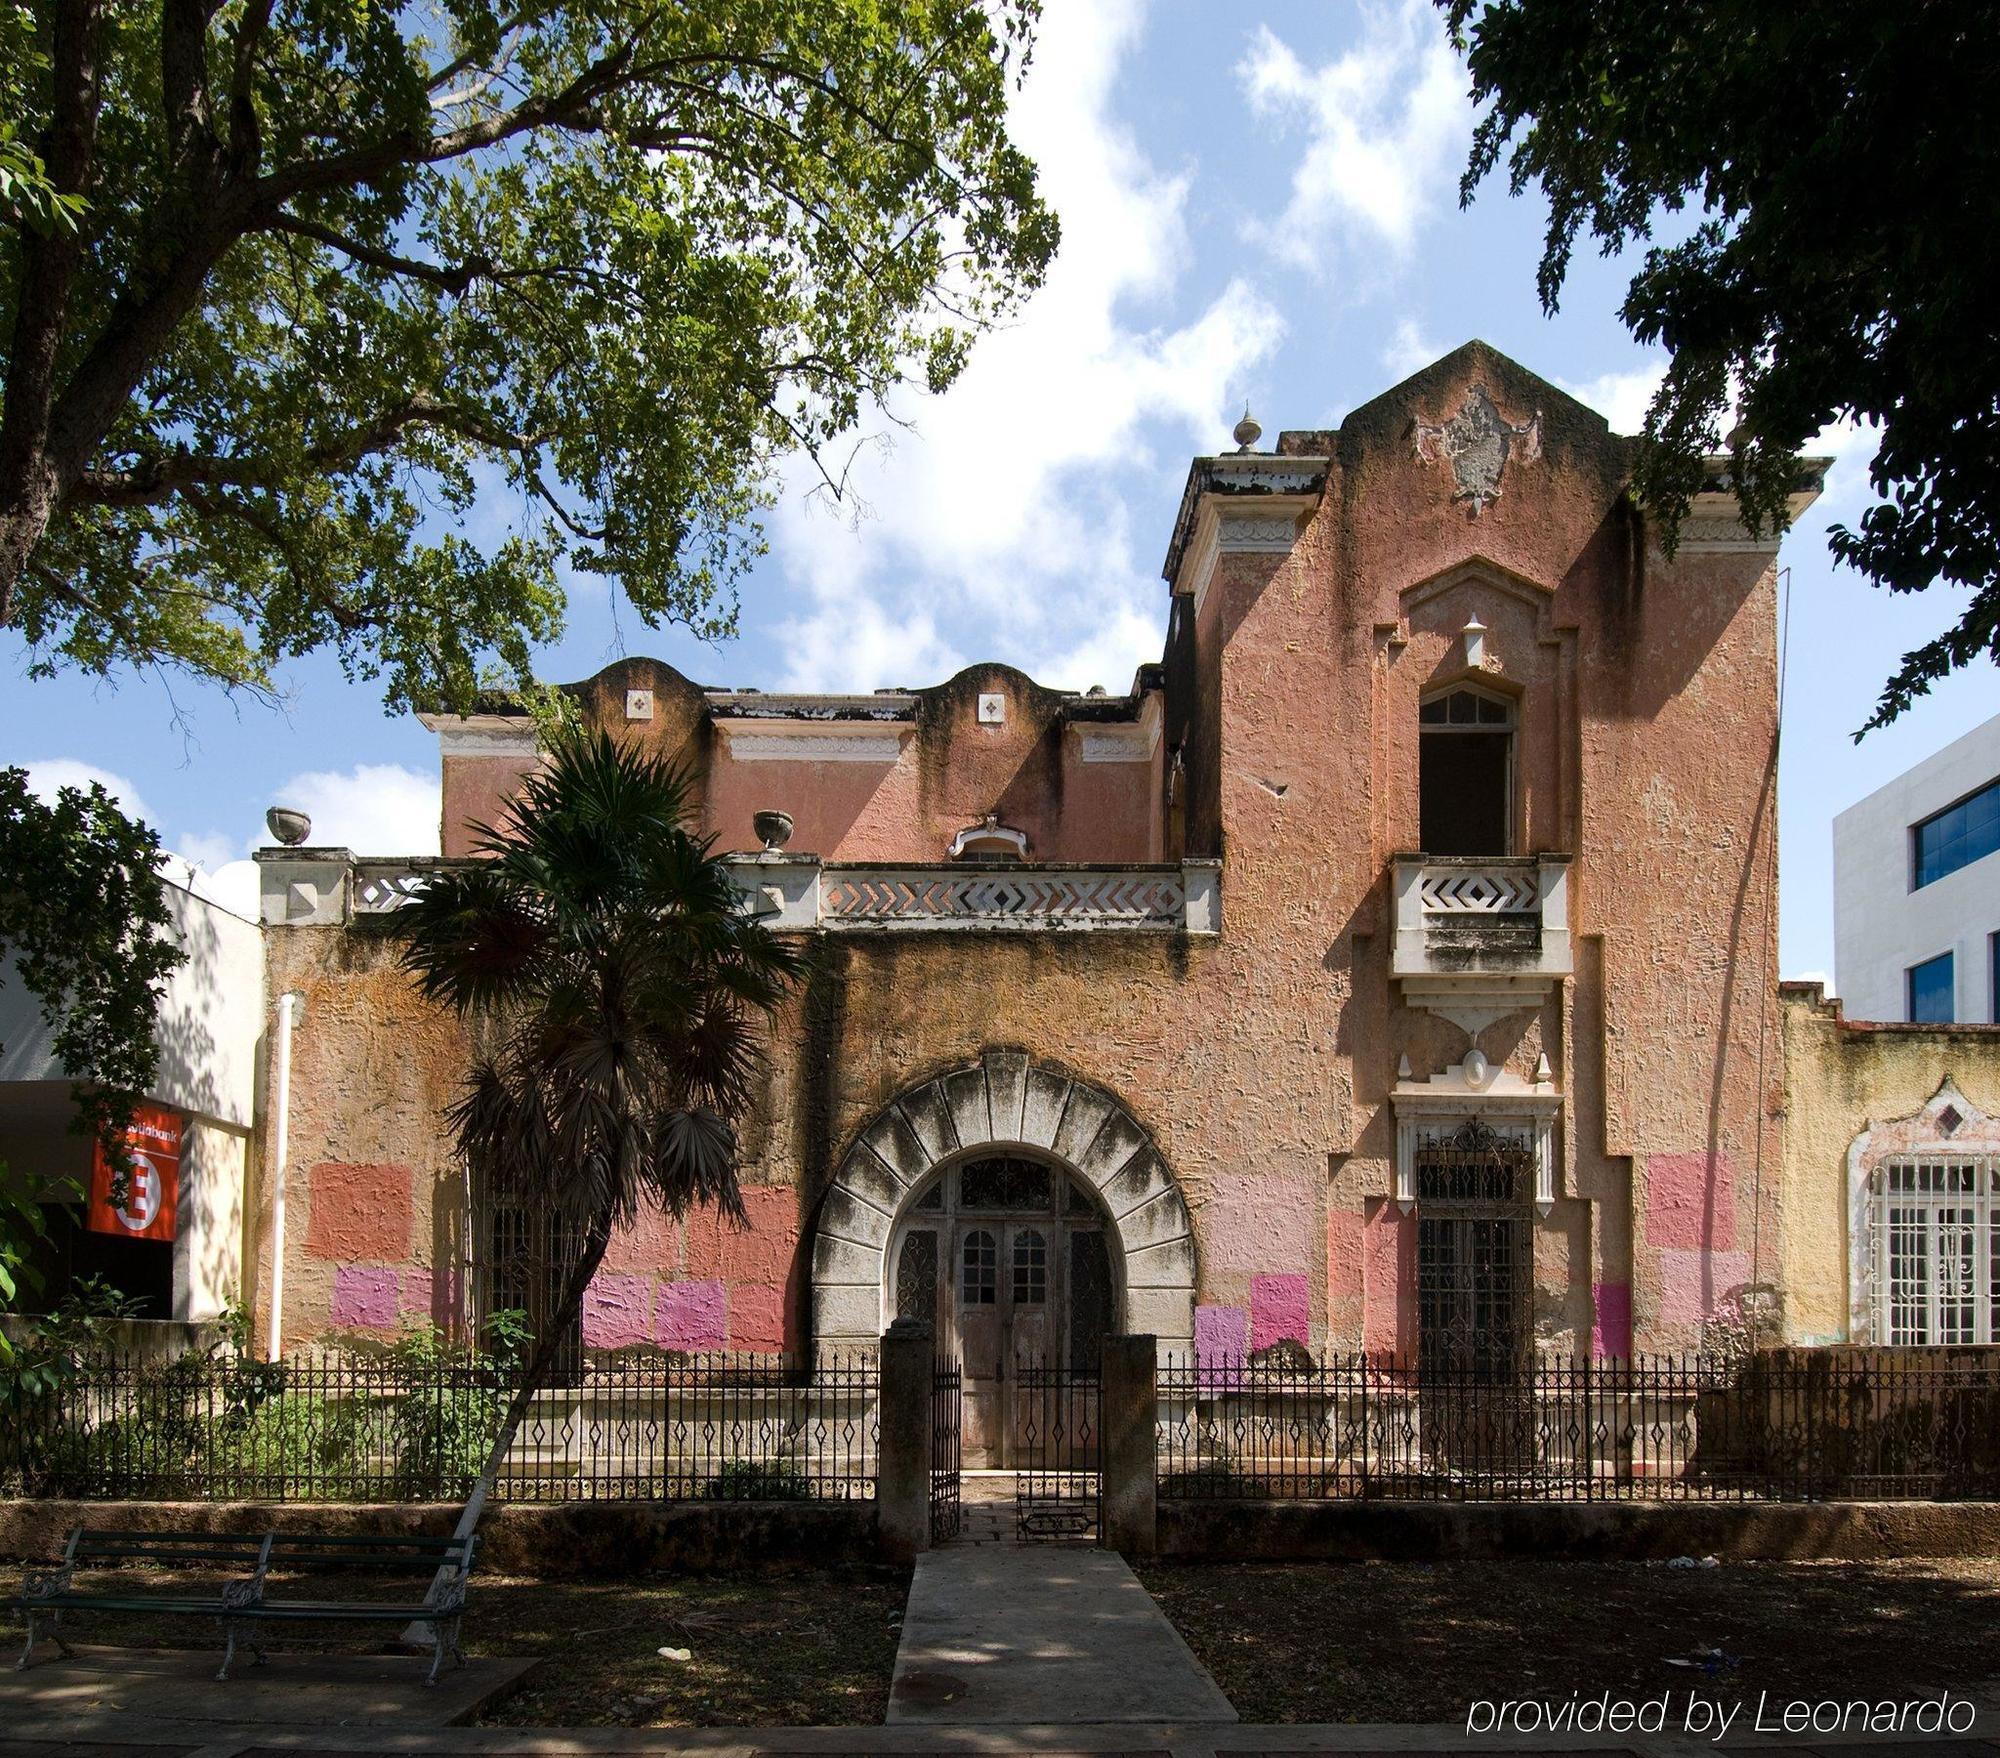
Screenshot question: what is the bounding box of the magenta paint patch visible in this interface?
[399,1269,434,1321]
[1250,1274,1310,1352]
[1194,1304,1247,1392]
[1591,1282,1633,1358]
[581,1274,651,1349]
[1362,1207,1415,1356]
[1644,1151,1737,1250]
[331,1265,397,1329]
[655,1278,727,1351]
[1656,1248,1752,1325]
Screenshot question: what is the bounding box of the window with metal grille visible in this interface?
[1871,1159,2000,1344]
[1012,1228,1047,1304]
[961,1229,997,1305]
[1413,1119,1532,1381]
[958,1158,1051,1210]
[476,1185,584,1381]
[897,1230,938,1324]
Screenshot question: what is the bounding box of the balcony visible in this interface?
[256,850,1220,937]
[1390,854,1572,1036]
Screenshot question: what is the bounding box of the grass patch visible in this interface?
[1136,1555,2000,1724]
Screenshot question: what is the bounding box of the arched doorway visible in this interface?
[810,1051,1195,1466]
[888,1153,1118,1464]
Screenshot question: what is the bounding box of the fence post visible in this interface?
[877,1318,933,1563]
[1101,1334,1158,1557]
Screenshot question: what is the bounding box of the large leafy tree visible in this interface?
[1,2,1055,709]
[1443,0,2000,731]
[394,729,801,1521]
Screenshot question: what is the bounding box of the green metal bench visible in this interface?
[9,1529,272,1677]
[9,1527,479,1686]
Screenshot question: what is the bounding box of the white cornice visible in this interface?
[416,714,539,759]
[706,691,917,720]
[1075,711,1161,763]
[715,722,909,763]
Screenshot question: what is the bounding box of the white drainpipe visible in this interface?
[265,992,303,1361]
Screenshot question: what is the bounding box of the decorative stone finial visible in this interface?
[1462,616,1488,668]
[1397,1053,1413,1081]
[265,806,312,847]
[753,808,794,854]
[1232,403,1262,453]
[1534,1051,1552,1085]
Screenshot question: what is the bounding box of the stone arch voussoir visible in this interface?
[810,1050,1195,1354]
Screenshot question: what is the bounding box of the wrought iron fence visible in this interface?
[930,1355,963,1543]
[1157,1350,2000,1502]
[4,1349,879,1504]
[1015,1356,1101,1538]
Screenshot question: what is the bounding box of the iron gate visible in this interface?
[1014,1355,1101,1540]
[930,1354,963,1543]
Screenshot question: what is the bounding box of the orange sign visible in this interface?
[87,1106,181,1242]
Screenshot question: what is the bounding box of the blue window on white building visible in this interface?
[1909,951,1955,1024]
[1913,776,2000,888]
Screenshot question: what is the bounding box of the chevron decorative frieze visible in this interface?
[821,867,1186,929]
[1419,865,1540,915]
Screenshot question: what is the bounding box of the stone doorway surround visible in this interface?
[810,1051,1196,1356]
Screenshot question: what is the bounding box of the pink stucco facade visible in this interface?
[252,343,1817,1374]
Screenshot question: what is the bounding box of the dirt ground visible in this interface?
[10,1565,910,1727]
[1136,1555,2000,1724]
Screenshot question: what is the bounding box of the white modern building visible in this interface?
[1834,711,2000,1023]
[0,864,264,1320]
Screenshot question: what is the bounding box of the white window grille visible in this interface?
[1870,1158,2000,1344]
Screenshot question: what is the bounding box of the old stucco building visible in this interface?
[246,342,1836,1458]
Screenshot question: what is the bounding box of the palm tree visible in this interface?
[396,728,802,1527]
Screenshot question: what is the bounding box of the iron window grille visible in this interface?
[1871,1158,2000,1345]
[1413,1118,1533,1384]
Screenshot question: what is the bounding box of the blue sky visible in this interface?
[3,0,1993,984]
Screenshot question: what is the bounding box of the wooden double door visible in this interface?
[889,1155,1116,1466]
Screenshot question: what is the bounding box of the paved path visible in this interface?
[888,1542,1237,1726]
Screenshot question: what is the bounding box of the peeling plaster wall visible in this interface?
[1778,984,2000,1345]
[265,342,1791,1362]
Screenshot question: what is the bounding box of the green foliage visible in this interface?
[0,1268,144,1407]
[0,767,185,1176]
[704,1457,813,1501]
[1,1,1057,712]
[1443,0,2000,730]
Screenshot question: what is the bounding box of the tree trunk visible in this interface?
[401,1212,612,1647]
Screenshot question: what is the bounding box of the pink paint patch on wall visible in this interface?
[1362,1204,1415,1356]
[729,1283,786,1354]
[1643,1151,1737,1251]
[330,1265,398,1329]
[1591,1282,1633,1358]
[1656,1248,1752,1325]
[655,1278,727,1351]
[1250,1274,1310,1351]
[581,1274,652,1349]
[304,1162,413,1262]
[1194,1304,1247,1392]
[685,1187,799,1284]
[399,1268,434,1321]
[601,1205,680,1277]
[1197,1173,1314,1279]
[1327,1207,1364,1299]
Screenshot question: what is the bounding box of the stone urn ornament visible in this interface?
[265,806,312,847]
[752,809,794,854]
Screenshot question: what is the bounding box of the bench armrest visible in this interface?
[221,1577,265,1613]
[20,1564,73,1603]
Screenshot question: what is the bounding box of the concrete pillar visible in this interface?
[1101,1332,1158,1557]
[877,1317,932,1563]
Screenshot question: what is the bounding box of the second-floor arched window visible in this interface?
[1419,684,1515,857]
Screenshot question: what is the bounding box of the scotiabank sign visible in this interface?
[87,1105,182,1242]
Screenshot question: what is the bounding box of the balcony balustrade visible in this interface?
[1390,854,1572,1036]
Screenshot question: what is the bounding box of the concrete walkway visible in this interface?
[888,1542,1236,1725]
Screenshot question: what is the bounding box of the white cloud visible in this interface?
[1382,317,1443,383]
[766,0,1285,694]
[1238,2,1469,271]
[264,763,440,857]
[23,758,157,826]
[1554,360,1667,437]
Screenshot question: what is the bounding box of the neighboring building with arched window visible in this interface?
[246,341,1833,1377]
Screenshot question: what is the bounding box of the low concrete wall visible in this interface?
[0,1498,878,1577]
[1157,1498,2000,1562]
